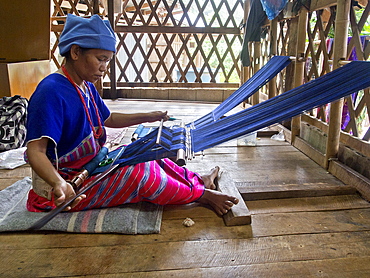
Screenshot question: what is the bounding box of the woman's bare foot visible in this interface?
[197,189,239,216]
[201,166,220,190]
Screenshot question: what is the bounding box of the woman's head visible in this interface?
[58,14,116,57]
[66,46,113,83]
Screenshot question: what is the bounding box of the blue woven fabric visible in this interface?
[114,126,186,167]
[190,56,291,128]
[101,60,370,167]
[191,61,370,152]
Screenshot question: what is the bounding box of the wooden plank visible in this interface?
[247,194,370,214]
[0,166,31,180]
[2,204,370,248]
[217,171,251,226]
[90,256,370,277]
[239,182,357,201]
[302,114,370,157]
[329,159,370,202]
[2,231,370,276]
[293,136,326,167]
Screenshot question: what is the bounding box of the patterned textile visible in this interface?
[0,95,28,151]
[27,158,205,212]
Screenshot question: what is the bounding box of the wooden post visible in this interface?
[92,0,100,14]
[108,0,117,99]
[252,41,261,105]
[325,0,351,168]
[241,0,251,86]
[291,8,308,144]
[268,18,278,99]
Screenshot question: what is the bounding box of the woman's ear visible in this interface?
[70,45,80,61]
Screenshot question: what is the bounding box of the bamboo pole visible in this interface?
[324,0,351,168]
[268,18,278,99]
[108,0,117,99]
[252,41,261,105]
[291,8,308,144]
[241,0,251,86]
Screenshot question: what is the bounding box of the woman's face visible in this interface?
[74,48,114,83]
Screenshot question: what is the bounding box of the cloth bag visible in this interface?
[0,95,28,151]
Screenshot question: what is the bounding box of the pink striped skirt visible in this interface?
[27,158,205,212]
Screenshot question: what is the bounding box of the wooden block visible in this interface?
[0,60,51,98]
[217,171,251,226]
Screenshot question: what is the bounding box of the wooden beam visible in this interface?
[302,114,370,157]
[329,159,370,202]
[217,171,251,226]
[239,182,357,201]
[114,26,240,34]
[108,82,239,88]
[310,0,337,11]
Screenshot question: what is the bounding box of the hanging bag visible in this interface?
[0,95,28,151]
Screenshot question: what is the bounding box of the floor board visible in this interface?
[1,99,370,277]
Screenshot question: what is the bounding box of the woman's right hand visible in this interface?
[53,181,86,211]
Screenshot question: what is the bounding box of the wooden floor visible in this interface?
[1,99,370,277]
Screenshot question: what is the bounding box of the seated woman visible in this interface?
[25,14,238,216]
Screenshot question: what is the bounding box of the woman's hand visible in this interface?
[53,181,86,211]
[146,111,170,122]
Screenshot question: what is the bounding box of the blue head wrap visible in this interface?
[59,14,116,56]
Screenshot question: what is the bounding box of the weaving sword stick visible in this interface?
[156,119,164,144]
[69,142,112,190]
[28,146,126,230]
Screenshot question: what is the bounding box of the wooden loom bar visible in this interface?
[325,0,351,168]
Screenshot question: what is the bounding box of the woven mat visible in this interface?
[0,177,162,234]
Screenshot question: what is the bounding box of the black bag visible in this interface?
[0,95,28,151]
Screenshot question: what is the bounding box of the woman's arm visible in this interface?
[104,111,169,128]
[26,138,85,210]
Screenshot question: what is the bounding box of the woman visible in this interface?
[25,14,238,216]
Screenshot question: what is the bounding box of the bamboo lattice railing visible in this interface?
[255,1,369,142]
[50,0,244,89]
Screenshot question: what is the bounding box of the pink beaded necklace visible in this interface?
[62,65,103,139]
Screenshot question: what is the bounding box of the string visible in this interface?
[61,65,104,139]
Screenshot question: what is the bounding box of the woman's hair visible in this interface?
[62,46,92,58]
